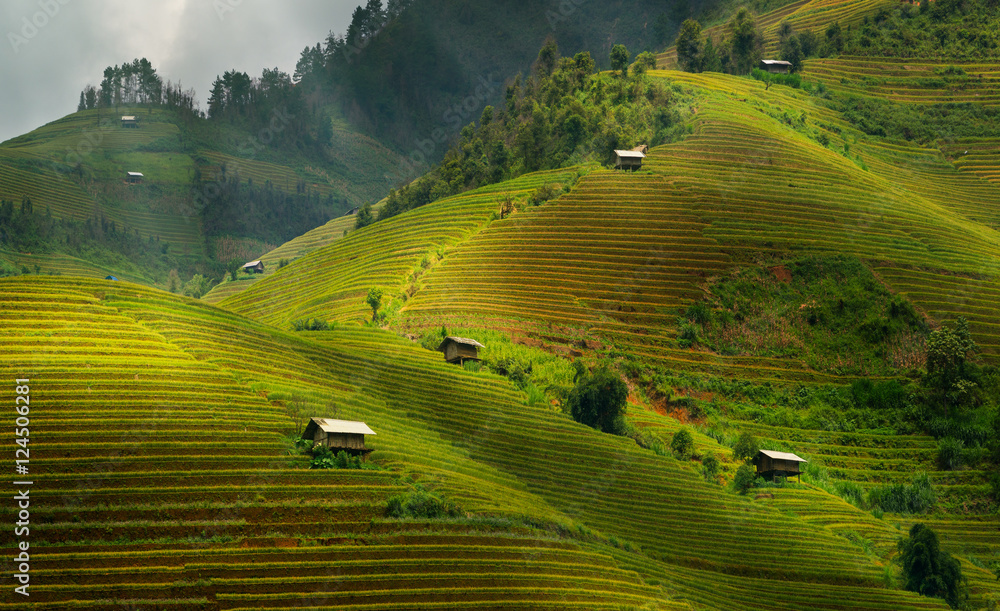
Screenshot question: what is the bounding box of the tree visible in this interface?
[226,259,241,281]
[671,428,694,460]
[77,91,86,112]
[702,454,721,481]
[781,36,803,73]
[366,287,383,322]
[897,523,966,608]
[926,317,978,395]
[535,37,559,78]
[631,51,658,76]
[610,44,630,76]
[567,366,628,435]
[675,19,704,73]
[355,203,374,230]
[726,7,764,74]
[167,269,181,293]
[732,431,759,464]
[702,37,722,73]
[733,464,756,493]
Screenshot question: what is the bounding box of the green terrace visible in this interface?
[804,57,1000,106]
[0,275,951,610]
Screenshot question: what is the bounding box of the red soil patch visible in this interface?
[769,265,792,283]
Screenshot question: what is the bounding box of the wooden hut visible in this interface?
[302,417,376,456]
[760,59,793,74]
[755,449,807,482]
[241,260,264,274]
[121,115,138,128]
[614,149,645,170]
[437,336,484,365]
[125,171,143,184]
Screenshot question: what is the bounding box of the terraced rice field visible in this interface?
[940,138,1000,185]
[220,169,581,326]
[203,203,383,305]
[0,275,952,610]
[804,57,1000,106]
[657,0,892,68]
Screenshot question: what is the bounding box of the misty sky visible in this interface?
[1,0,359,143]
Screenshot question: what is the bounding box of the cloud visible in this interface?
[0,0,357,143]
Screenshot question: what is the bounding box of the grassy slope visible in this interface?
[0,275,952,610]
[0,107,404,284]
[220,65,1000,606]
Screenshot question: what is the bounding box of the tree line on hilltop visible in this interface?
[355,40,684,228]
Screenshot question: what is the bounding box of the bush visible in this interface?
[897,523,966,608]
[937,437,964,471]
[835,480,865,507]
[292,318,331,331]
[309,447,364,470]
[567,366,628,435]
[733,464,757,493]
[702,454,720,481]
[732,431,759,464]
[867,472,935,514]
[677,322,701,348]
[385,489,461,519]
[671,428,695,460]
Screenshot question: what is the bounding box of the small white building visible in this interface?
[125,171,143,184]
[121,115,138,128]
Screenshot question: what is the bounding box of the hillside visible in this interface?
[0,105,403,288]
[218,42,1000,608]
[4,0,1000,609]
[0,275,963,610]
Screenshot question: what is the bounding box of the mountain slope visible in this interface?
[0,274,953,610]
[0,107,404,285]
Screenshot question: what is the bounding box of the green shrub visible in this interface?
[835,480,865,507]
[677,322,701,348]
[733,464,757,494]
[897,524,966,609]
[671,428,695,460]
[867,472,935,514]
[292,318,331,331]
[732,431,759,464]
[309,446,364,470]
[385,489,461,519]
[702,454,720,481]
[567,365,628,435]
[937,437,964,471]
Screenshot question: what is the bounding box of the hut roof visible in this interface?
[614,149,646,159]
[437,336,485,351]
[121,115,136,121]
[307,417,376,436]
[127,172,144,177]
[242,260,262,268]
[759,449,807,463]
[761,59,793,67]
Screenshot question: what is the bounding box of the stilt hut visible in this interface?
[302,417,376,457]
[437,336,484,365]
[755,449,807,482]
